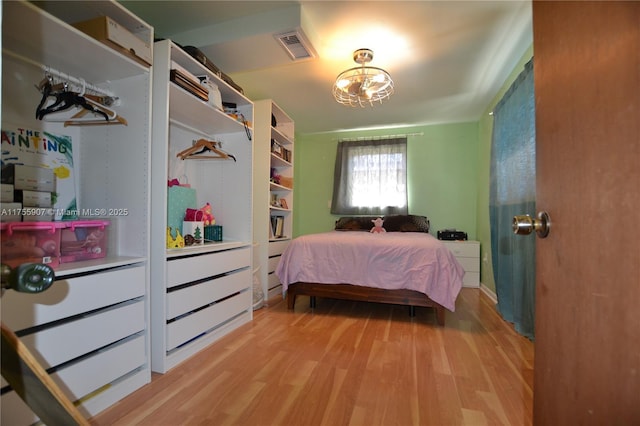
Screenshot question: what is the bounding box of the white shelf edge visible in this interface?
[166,240,251,258]
[54,256,147,277]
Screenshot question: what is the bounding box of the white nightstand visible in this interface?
[441,240,480,288]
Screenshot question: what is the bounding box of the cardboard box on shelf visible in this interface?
[1,184,13,202]
[1,203,22,222]
[14,190,52,207]
[73,16,152,66]
[1,164,55,192]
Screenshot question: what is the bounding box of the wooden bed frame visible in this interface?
[286,282,446,326]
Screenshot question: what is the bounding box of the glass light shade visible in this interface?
[332,49,394,107]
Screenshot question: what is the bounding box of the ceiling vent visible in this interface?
[275,29,317,61]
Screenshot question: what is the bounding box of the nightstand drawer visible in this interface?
[457,256,480,272]
[462,271,480,287]
[441,240,479,257]
[441,240,480,288]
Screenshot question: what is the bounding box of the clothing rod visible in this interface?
[337,132,424,142]
[3,48,115,98]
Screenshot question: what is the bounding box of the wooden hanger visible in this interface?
[176,138,236,161]
[63,106,127,127]
[63,94,127,126]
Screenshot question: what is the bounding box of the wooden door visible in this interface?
[532,1,640,424]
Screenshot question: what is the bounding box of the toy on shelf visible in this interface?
[166,227,184,248]
[198,202,215,225]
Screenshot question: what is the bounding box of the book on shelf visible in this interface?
[269,217,275,239]
[281,147,292,162]
[271,140,292,163]
[271,215,285,238]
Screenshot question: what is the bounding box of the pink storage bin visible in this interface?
[0,221,64,269]
[60,220,110,263]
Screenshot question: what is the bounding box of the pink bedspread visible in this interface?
[275,231,465,312]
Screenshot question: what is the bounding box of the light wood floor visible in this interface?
[91,289,533,426]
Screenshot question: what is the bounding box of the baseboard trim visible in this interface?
[480,283,498,304]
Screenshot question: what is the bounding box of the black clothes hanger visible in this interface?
[37,91,109,121]
[35,80,109,122]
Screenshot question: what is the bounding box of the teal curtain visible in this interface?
[489,58,536,340]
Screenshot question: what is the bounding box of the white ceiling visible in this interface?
[119,1,533,135]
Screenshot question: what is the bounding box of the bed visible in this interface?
[275,215,465,325]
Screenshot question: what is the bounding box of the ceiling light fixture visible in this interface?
[332,48,394,107]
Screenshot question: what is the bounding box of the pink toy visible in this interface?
[370,217,386,233]
[198,202,215,225]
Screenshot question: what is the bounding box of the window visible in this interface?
[331,137,408,215]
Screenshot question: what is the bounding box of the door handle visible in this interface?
[1,263,55,294]
[513,211,551,238]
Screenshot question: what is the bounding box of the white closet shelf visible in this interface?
[2,1,149,83]
[169,84,250,135]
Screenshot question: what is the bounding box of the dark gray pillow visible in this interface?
[382,215,430,233]
[334,215,430,233]
[334,216,376,231]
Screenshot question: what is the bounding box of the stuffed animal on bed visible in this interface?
[370,217,386,233]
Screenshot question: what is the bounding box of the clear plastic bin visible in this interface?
[1,221,65,268]
[60,219,110,263]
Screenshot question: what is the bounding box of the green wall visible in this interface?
[293,123,479,239]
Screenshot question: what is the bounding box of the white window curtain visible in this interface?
[331,137,408,215]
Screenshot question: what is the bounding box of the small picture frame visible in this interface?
[279,198,288,209]
[271,140,282,156]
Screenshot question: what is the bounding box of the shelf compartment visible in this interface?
[270,182,293,192]
[2,1,149,83]
[169,42,253,111]
[271,153,292,167]
[169,84,250,135]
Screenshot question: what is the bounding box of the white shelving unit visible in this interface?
[253,100,294,302]
[1,1,153,423]
[150,39,254,374]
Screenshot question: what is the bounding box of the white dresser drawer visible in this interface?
[462,272,480,287]
[166,290,251,351]
[441,240,479,257]
[1,264,145,331]
[268,239,290,256]
[268,255,281,273]
[167,247,250,288]
[51,334,146,400]
[20,300,145,369]
[442,240,480,288]
[167,269,250,319]
[457,257,480,273]
[268,271,282,290]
